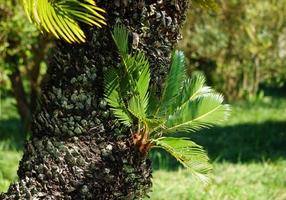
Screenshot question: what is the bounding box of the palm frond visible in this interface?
[164,94,230,134]
[104,68,118,96]
[145,117,166,132]
[147,85,159,116]
[128,96,147,121]
[112,24,129,56]
[135,55,150,109]
[104,68,132,126]
[109,25,152,125]
[121,52,148,88]
[127,55,150,122]
[158,50,186,116]
[154,137,212,184]
[178,73,212,108]
[106,89,132,126]
[22,0,106,43]
[128,52,149,79]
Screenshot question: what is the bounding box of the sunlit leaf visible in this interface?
[164,94,230,133]
[154,137,212,184]
[22,0,106,43]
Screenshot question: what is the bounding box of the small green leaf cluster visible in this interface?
[105,24,230,184]
[22,0,106,43]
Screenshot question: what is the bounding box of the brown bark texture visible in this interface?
[1,0,189,199]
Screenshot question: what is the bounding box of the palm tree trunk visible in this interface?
[1,1,189,199]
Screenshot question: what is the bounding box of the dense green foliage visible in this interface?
[106,25,229,183]
[181,0,286,100]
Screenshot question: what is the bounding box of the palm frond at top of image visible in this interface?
[22,0,106,43]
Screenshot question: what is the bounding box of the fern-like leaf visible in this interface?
[22,0,106,43]
[147,85,160,116]
[112,24,129,56]
[108,25,152,126]
[154,137,212,184]
[135,55,150,111]
[178,73,212,108]
[164,94,230,133]
[158,50,186,116]
[106,89,132,126]
[104,68,132,126]
[127,60,150,122]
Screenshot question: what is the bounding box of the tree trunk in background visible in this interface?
[1,1,188,199]
[8,68,30,125]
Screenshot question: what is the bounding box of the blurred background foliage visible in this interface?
[0,0,286,199]
[180,0,286,100]
[0,0,51,137]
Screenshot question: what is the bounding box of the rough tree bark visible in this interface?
[1,0,189,199]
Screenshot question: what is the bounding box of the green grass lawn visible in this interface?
[0,97,23,192]
[1,96,286,199]
[0,150,22,192]
[150,161,286,200]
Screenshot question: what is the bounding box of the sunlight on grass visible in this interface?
[0,97,23,192]
[149,161,286,200]
[0,150,22,192]
[227,98,286,125]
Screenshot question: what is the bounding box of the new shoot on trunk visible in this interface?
[105,24,230,185]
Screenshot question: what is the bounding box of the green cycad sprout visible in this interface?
[105,24,230,185]
[22,0,106,43]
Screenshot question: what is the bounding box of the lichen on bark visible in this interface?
[1,0,189,199]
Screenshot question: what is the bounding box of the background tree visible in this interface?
[0,0,51,137]
[180,0,286,100]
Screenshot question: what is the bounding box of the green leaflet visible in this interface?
[164,94,230,133]
[178,74,212,106]
[22,0,106,43]
[154,137,212,184]
[158,50,186,116]
[106,24,151,127]
[105,87,132,127]
[112,24,129,56]
[104,68,132,126]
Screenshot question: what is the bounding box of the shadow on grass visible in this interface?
[0,118,24,150]
[151,120,286,170]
